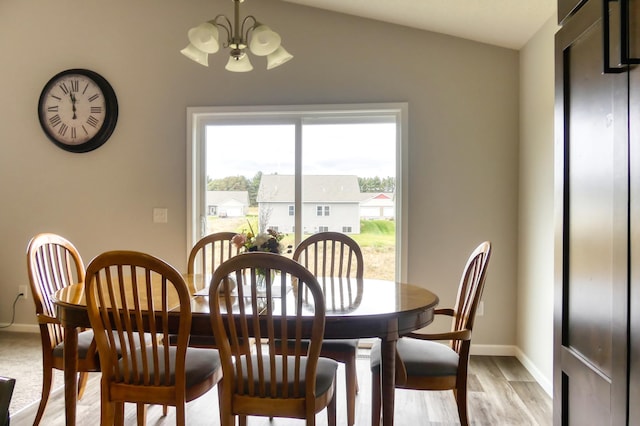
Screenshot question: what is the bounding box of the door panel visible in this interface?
[628,0,640,422]
[555,0,629,423]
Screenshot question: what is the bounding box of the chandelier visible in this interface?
[180,0,293,72]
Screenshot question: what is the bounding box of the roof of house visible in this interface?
[206,191,249,206]
[257,175,361,203]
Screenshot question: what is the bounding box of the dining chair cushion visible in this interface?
[321,339,359,351]
[370,338,459,377]
[278,338,359,352]
[116,346,221,388]
[238,355,338,398]
[53,331,155,361]
[52,330,98,361]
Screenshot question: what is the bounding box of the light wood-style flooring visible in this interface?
[10,353,552,425]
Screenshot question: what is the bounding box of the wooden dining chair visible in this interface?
[187,231,240,280]
[26,233,100,426]
[85,250,222,426]
[292,231,364,426]
[209,251,338,426]
[370,241,492,426]
[180,231,240,347]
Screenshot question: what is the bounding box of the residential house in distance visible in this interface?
[257,174,362,234]
[206,191,249,217]
[359,192,395,220]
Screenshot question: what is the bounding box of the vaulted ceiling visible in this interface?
[282,0,556,49]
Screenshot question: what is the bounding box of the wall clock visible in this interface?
[38,69,118,153]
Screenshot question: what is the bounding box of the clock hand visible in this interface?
[69,93,77,120]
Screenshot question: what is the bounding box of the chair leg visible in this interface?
[327,372,337,426]
[136,403,147,426]
[77,372,90,400]
[100,379,114,426]
[33,366,53,426]
[345,357,357,426]
[370,371,381,426]
[239,415,248,426]
[455,385,469,426]
[114,402,125,426]
[176,402,186,426]
[162,404,168,416]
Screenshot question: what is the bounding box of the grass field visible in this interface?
[207,216,396,280]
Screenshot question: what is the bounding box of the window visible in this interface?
[187,104,408,281]
[316,205,330,216]
[318,226,329,232]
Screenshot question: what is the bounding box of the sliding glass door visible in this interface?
[187,104,406,280]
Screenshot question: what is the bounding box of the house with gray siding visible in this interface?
[257,175,361,234]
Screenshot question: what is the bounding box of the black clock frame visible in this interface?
[38,68,118,153]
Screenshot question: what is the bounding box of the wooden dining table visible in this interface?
[54,275,438,426]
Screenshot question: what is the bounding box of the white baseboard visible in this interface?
[470,344,517,356]
[514,347,553,397]
[0,323,39,333]
[471,343,552,398]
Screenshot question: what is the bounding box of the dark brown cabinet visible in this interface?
[555,0,640,424]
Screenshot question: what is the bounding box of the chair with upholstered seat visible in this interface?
[209,251,338,426]
[26,233,100,426]
[188,231,240,281]
[292,231,364,426]
[85,250,222,425]
[370,241,492,426]
[178,231,240,347]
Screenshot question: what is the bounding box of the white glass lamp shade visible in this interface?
[180,43,209,67]
[225,53,254,72]
[266,46,293,70]
[188,22,220,53]
[249,25,281,56]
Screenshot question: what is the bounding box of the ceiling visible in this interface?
[282,0,556,50]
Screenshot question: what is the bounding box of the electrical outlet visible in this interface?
[477,301,484,316]
[153,208,168,223]
[18,285,28,300]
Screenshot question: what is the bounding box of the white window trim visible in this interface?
[186,103,408,281]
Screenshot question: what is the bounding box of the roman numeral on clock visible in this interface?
[86,116,99,128]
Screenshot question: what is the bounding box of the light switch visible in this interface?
[153,208,168,223]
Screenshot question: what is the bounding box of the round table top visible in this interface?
[54,276,439,340]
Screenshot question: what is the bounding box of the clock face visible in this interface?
[38,69,118,153]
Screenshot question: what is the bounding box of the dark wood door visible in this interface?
[628,0,640,423]
[554,0,629,424]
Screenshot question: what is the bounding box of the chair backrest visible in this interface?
[188,232,240,287]
[209,251,326,399]
[450,241,492,353]
[293,232,363,279]
[85,250,192,388]
[26,233,85,348]
[293,232,364,312]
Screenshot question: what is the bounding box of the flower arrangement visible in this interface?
[232,223,291,255]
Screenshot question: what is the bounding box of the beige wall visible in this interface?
[518,15,558,394]
[1,0,524,372]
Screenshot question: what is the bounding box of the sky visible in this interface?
[205,122,396,180]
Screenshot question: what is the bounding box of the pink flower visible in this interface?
[232,233,246,249]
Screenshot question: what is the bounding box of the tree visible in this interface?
[247,171,262,207]
[207,175,248,191]
[358,176,395,192]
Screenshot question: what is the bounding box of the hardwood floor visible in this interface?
[10,353,552,425]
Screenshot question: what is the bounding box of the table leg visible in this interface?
[63,325,78,425]
[380,337,396,426]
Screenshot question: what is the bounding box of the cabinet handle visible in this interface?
[603,0,627,73]
[621,0,640,64]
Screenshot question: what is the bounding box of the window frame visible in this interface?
[186,103,408,281]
